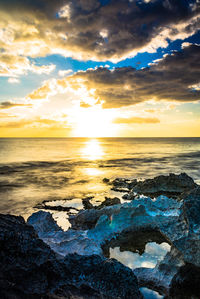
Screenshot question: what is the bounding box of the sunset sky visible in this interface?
[0,0,199,137]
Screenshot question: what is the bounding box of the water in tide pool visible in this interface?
[0,137,200,223]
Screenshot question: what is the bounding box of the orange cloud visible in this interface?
[113,116,160,124]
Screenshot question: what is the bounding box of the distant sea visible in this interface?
[0,137,200,221]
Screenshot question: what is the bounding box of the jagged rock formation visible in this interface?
[131,172,197,198]
[82,196,121,211]
[28,186,200,297]
[0,213,142,299]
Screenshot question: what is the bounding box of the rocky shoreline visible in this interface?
[1,173,200,298]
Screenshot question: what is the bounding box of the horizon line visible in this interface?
[0,136,200,139]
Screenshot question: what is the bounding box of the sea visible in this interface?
[0,137,200,220]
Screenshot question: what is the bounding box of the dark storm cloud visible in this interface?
[68,44,200,108]
[0,0,199,60]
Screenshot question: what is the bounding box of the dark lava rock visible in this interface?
[122,193,129,200]
[182,186,200,232]
[102,178,110,183]
[169,263,200,299]
[111,187,130,193]
[34,200,80,213]
[97,197,120,209]
[82,196,120,211]
[69,207,117,230]
[112,178,137,190]
[0,213,142,299]
[64,254,143,299]
[82,197,94,210]
[132,173,197,197]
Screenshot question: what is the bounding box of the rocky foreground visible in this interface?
[1,173,200,298]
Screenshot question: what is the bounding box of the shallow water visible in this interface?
[109,242,171,269]
[109,243,170,299]
[140,287,163,299]
[0,137,200,218]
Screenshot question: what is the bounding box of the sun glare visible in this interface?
[81,139,104,160]
[73,107,116,137]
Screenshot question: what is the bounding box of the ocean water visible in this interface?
[0,137,200,220]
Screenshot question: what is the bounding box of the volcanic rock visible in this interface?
[131,173,197,197]
[97,197,121,209]
[0,213,142,299]
[169,263,200,299]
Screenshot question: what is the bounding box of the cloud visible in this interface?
[15,44,200,110]
[189,82,200,91]
[26,79,60,100]
[145,109,157,113]
[0,112,15,118]
[0,117,69,129]
[0,0,199,61]
[0,101,32,109]
[80,102,92,108]
[8,77,20,84]
[31,64,56,75]
[114,116,160,124]
[63,44,200,108]
[0,53,55,77]
[58,69,73,77]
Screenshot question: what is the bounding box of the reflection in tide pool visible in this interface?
[109,242,170,269]
[110,242,170,299]
[140,287,163,299]
[81,139,104,160]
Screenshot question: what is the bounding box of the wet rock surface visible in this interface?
[131,173,197,198]
[0,213,142,299]
[169,263,200,299]
[82,196,121,211]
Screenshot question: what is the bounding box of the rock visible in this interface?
[82,196,120,211]
[97,197,121,209]
[28,210,62,233]
[34,201,80,213]
[131,173,197,197]
[30,190,199,297]
[68,198,121,229]
[103,178,110,183]
[134,246,185,296]
[122,193,129,200]
[0,213,143,299]
[24,175,200,298]
[68,203,123,230]
[169,263,200,299]
[82,196,94,209]
[112,178,137,190]
[64,254,143,299]
[68,205,120,230]
[172,186,200,267]
[69,195,181,231]
[111,187,130,193]
[182,186,200,232]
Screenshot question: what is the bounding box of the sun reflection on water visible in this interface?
[84,168,103,176]
[81,139,104,160]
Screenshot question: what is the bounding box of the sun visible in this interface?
[72,106,117,137]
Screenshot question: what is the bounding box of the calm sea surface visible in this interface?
[0,137,200,219]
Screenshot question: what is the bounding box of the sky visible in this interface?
[0,0,199,137]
